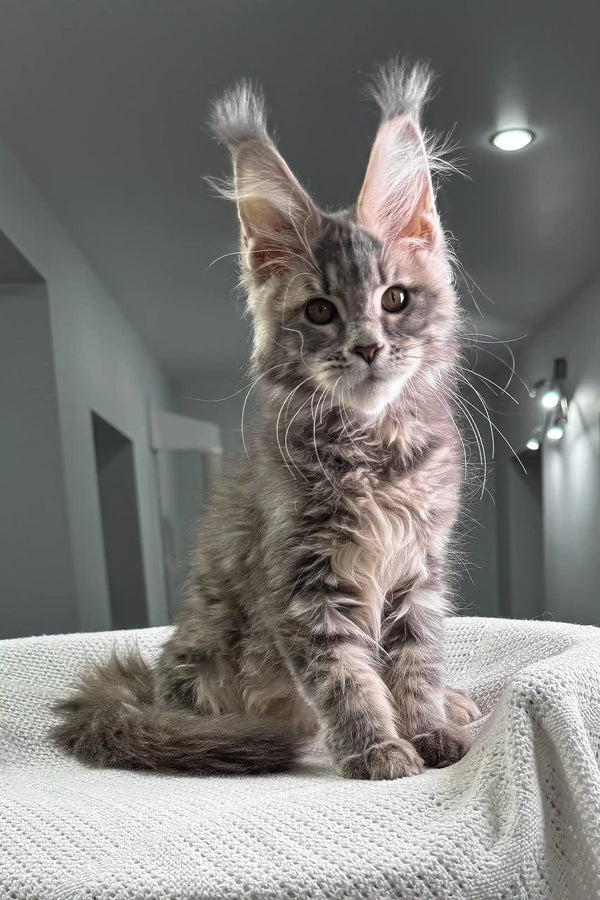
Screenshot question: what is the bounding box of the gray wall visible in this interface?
[496,450,544,620]
[497,272,600,625]
[158,449,207,618]
[0,283,78,637]
[0,140,177,634]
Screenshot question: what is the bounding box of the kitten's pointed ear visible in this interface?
[210,82,320,281]
[357,61,442,250]
[232,141,320,279]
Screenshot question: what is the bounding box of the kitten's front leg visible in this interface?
[279,594,424,780]
[382,587,477,767]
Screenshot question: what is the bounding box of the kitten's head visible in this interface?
[211,61,458,419]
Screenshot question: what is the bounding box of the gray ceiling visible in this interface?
[1,0,598,383]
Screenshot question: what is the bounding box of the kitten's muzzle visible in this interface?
[352,343,383,365]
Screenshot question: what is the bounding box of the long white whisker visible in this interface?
[275,387,302,480]
[463,367,520,404]
[429,384,469,479]
[456,265,484,318]
[311,388,336,489]
[464,331,528,345]
[284,392,314,474]
[330,375,344,415]
[185,383,251,404]
[240,363,289,459]
[458,264,495,307]
[458,392,527,474]
[463,341,532,397]
[282,325,311,371]
[317,386,328,426]
[457,374,495,459]
[206,246,313,272]
[451,390,487,498]
[276,375,314,480]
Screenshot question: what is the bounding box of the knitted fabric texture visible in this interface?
[1,617,600,899]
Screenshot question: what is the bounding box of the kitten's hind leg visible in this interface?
[444,686,482,727]
[409,686,483,769]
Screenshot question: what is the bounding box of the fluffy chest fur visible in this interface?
[328,473,430,602]
[284,429,460,641]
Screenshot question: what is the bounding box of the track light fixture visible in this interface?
[529,358,569,447]
[532,358,567,412]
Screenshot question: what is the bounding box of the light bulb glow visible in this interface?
[547,425,564,441]
[491,128,535,152]
[541,388,561,410]
[526,437,540,451]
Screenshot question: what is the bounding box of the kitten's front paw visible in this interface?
[411,724,472,768]
[444,686,482,726]
[340,739,424,780]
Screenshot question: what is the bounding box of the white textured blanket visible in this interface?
[1,617,600,899]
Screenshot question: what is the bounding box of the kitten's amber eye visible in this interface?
[305,298,338,325]
[381,285,409,313]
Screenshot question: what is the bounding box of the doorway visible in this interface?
[505,448,545,618]
[92,412,148,629]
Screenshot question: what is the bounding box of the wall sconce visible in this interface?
[529,358,569,446]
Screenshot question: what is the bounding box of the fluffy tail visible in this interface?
[52,651,302,775]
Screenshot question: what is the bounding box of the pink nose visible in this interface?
[353,343,382,364]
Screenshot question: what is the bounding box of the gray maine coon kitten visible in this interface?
[53,60,481,780]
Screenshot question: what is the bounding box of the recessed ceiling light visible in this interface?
[526,437,540,452]
[490,128,535,152]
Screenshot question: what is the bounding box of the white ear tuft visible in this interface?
[210,80,270,150]
[367,58,435,124]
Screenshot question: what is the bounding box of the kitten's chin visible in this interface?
[344,376,404,419]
